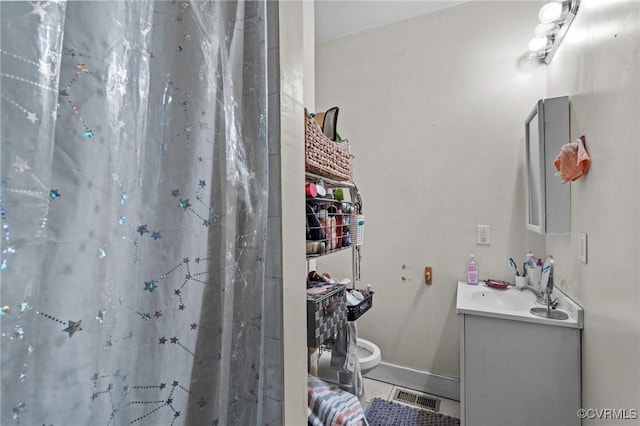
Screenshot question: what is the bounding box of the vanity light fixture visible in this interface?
[527,0,580,63]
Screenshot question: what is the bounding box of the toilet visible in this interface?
[356,338,382,373]
[316,338,381,383]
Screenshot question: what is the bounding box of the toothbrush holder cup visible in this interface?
[514,275,529,289]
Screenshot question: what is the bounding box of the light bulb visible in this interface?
[534,22,558,37]
[538,1,563,23]
[528,37,548,52]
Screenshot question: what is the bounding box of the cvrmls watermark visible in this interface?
[577,408,638,420]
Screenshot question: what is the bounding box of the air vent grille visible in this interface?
[392,388,440,411]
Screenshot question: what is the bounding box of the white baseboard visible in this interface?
[364,362,460,402]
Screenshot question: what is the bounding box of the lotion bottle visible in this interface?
[466,255,479,285]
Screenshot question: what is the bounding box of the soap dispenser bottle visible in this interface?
[466,255,479,285]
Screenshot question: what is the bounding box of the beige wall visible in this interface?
[277,2,308,425]
[545,0,640,422]
[315,1,546,378]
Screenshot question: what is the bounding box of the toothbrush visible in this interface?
[508,257,519,276]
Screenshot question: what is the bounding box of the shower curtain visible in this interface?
[0,1,274,424]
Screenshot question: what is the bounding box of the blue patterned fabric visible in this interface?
[308,375,368,426]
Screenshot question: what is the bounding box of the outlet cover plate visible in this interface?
[476,225,491,245]
[578,232,587,263]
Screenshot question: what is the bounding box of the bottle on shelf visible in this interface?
[525,249,540,289]
[525,250,536,268]
[466,255,479,285]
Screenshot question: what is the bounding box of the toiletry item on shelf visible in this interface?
[466,255,479,285]
[325,188,334,200]
[534,258,544,291]
[346,291,362,306]
[338,278,351,286]
[526,250,536,268]
[318,209,330,249]
[327,206,338,249]
[334,210,343,249]
[526,259,542,293]
[306,182,317,198]
[315,182,327,197]
[350,290,365,302]
[306,203,326,242]
[321,272,336,284]
[524,250,540,288]
[308,270,327,283]
[306,241,319,255]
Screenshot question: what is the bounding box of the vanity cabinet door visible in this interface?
[460,314,581,426]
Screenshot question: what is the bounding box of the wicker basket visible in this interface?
[305,109,353,181]
[347,291,373,321]
[307,284,347,347]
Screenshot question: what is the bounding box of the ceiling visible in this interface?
[314,0,473,43]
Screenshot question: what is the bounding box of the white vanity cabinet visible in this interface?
[457,282,583,426]
[459,315,581,426]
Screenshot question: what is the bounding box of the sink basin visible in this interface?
[467,288,534,311]
[457,282,584,329]
[530,307,569,320]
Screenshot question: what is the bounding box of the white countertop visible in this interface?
[456,281,584,329]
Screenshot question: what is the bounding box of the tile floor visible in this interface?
[363,377,461,419]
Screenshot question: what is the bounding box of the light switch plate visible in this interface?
[578,232,587,263]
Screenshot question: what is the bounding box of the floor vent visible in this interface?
[392,388,440,411]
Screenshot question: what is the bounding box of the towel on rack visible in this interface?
[554,135,591,183]
[330,321,364,398]
[308,375,368,426]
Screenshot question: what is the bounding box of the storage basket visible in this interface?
[347,291,374,321]
[306,284,347,347]
[349,214,365,246]
[305,109,353,181]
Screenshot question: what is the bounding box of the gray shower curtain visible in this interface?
[0,1,275,424]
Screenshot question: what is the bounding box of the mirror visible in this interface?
[525,100,545,233]
[524,96,570,234]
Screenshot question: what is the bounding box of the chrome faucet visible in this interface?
[519,284,546,304]
[540,256,557,311]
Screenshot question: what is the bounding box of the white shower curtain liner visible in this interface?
[0,1,274,424]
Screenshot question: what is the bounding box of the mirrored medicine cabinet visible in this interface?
[524,96,570,235]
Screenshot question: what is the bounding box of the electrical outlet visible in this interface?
[425,267,432,285]
[476,225,491,245]
[578,232,587,263]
